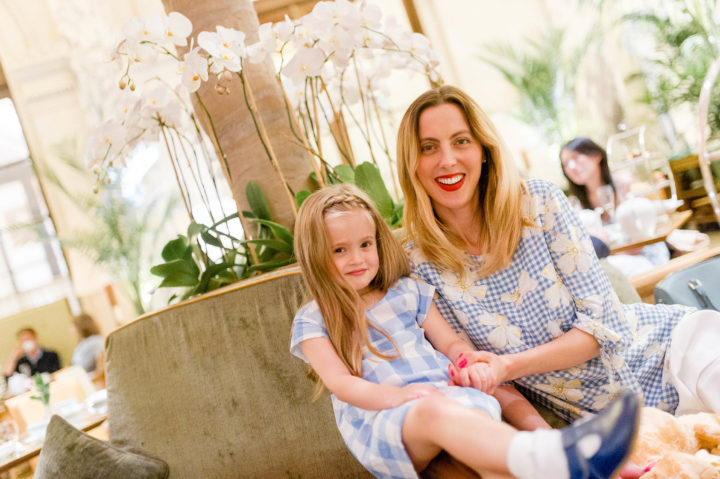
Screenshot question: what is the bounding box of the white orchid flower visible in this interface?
[536,376,584,403]
[122,16,163,45]
[551,232,592,274]
[85,119,127,169]
[479,313,524,350]
[164,12,192,47]
[501,270,538,305]
[318,25,355,67]
[541,266,571,309]
[179,48,209,92]
[198,27,245,73]
[246,23,277,64]
[274,15,295,43]
[439,270,487,305]
[282,47,326,84]
[358,2,382,29]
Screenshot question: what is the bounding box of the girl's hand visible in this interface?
[449,361,497,393]
[448,351,506,393]
[390,383,441,408]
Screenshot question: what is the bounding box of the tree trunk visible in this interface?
[161,0,312,230]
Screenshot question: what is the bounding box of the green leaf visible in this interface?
[249,218,294,245]
[243,238,293,255]
[161,236,191,262]
[246,257,296,273]
[333,164,356,184]
[187,221,205,240]
[295,190,311,208]
[354,162,395,220]
[246,181,272,221]
[150,258,200,286]
[201,231,223,248]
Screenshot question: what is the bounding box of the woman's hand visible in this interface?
[448,351,506,394]
[389,383,441,408]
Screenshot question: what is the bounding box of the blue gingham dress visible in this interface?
[290,276,501,479]
[408,178,695,423]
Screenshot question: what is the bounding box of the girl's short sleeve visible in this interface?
[290,301,329,362]
[410,277,436,327]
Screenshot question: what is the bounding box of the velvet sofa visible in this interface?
[104,266,370,478]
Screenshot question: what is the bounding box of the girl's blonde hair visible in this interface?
[294,184,410,385]
[397,85,528,277]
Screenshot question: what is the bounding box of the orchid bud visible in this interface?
[215,84,229,95]
[119,78,127,90]
[129,81,136,91]
[108,160,114,167]
[219,70,233,83]
[93,187,99,194]
[106,177,111,184]
[92,167,99,174]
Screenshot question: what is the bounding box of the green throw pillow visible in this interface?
[35,415,169,479]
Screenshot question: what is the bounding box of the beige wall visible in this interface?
[0,299,76,371]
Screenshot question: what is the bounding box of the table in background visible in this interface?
[609,210,693,254]
[0,412,106,474]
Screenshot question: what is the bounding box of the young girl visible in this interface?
[290,183,639,479]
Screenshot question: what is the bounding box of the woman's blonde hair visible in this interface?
[294,184,410,389]
[397,85,528,276]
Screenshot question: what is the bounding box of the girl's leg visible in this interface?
[401,394,516,477]
[402,390,640,479]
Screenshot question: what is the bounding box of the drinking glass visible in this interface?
[596,185,616,223]
[0,419,20,453]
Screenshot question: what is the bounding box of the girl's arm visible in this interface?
[421,303,478,365]
[421,302,500,392]
[300,337,440,410]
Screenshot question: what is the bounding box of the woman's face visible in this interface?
[415,103,483,218]
[560,148,602,186]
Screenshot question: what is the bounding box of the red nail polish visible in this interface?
[450,369,455,377]
[458,359,468,368]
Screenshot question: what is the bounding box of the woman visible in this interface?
[396,85,720,422]
[559,137,669,276]
[71,313,104,373]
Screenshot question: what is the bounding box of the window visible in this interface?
[0,98,74,317]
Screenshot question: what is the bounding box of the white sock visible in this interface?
[506,430,569,479]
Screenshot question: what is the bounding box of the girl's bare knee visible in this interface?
[408,395,459,426]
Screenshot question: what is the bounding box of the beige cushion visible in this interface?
[600,259,641,304]
[106,267,370,478]
[35,415,168,479]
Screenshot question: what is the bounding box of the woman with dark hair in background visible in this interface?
[559,137,669,276]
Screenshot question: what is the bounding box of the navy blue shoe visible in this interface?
[561,390,640,479]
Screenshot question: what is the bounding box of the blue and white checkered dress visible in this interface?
[408,178,695,423]
[290,276,501,479]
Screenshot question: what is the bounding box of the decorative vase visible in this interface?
[616,197,658,240]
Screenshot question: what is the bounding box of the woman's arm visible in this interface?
[300,337,440,410]
[499,327,600,382]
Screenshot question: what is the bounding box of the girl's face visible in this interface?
[324,208,379,293]
[560,148,602,186]
[416,103,483,218]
